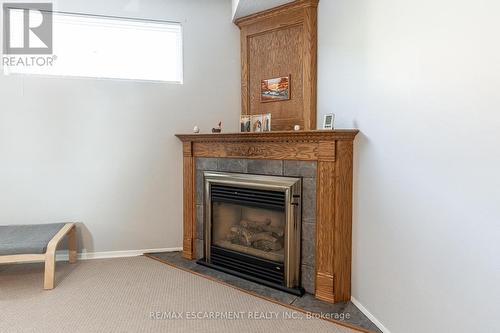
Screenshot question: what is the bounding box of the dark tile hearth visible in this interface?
[146,251,382,333]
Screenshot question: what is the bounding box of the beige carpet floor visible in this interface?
[0,256,358,333]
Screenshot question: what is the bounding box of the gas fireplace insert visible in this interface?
[197,171,304,295]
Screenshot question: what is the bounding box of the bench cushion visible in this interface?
[0,223,66,256]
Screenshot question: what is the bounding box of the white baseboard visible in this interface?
[55,247,182,261]
[351,296,391,333]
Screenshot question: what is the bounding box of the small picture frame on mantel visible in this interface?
[322,113,335,130]
[263,113,271,132]
[251,115,263,132]
[240,115,251,132]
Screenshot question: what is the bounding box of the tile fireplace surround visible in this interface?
[176,130,358,303]
[196,158,317,293]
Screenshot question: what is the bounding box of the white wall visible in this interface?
[0,0,240,253]
[232,0,240,18]
[232,0,294,20]
[317,1,500,332]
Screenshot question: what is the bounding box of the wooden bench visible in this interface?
[0,223,77,289]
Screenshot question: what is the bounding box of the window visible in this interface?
[4,12,183,83]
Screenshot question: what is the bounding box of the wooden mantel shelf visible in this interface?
[176,129,358,304]
[176,130,358,162]
[176,130,358,143]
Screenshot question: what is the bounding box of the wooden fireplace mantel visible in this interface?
[175,130,358,303]
[176,130,357,161]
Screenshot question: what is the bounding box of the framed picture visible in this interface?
[263,113,271,132]
[240,115,251,132]
[251,115,263,132]
[260,75,290,102]
[323,113,335,130]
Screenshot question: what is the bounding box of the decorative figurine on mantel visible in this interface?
[212,122,222,133]
[193,125,200,134]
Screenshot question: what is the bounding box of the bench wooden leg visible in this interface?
[43,252,56,290]
[68,225,77,264]
[41,223,76,290]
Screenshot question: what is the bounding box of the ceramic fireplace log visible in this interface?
[228,225,281,247]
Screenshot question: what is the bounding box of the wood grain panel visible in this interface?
[240,29,249,117]
[182,144,195,260]
[182,142,192,157]
[332,140,354,301]
[303,4,317,129]
[315,272,334,303]
[318,140,336,161]
[236,0,318,131]
[248,25,304,128]
[315,160,336,301]
[193,142,318,161]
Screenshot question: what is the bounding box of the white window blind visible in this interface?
[4,12,183,83]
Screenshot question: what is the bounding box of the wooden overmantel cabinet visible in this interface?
[176,130,358,303]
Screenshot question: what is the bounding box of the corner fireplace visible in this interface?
[197,171,303,295]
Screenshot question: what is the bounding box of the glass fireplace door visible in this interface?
[211,201,286,263]
[201,172,302,294]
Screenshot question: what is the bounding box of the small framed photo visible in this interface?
[263,113,271,132]
[251,115,263,132]
[240,115,251,132]
[260,75,290,102]
[323,113,335,130]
